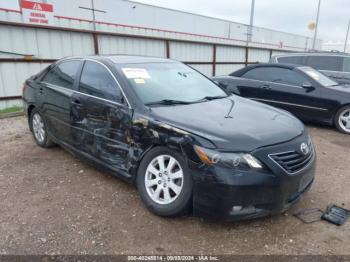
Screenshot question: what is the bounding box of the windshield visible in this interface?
[119,62,227,105]
[298,67,338,87]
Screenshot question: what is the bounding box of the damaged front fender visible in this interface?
[128,113,211,181]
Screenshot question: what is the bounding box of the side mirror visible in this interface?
[302,82,315,91]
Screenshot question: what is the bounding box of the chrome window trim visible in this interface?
[238,77,304,89]
[41,58,132,109]
[248,97,328,112]
[43,83,74,95]
[43,83,129,109]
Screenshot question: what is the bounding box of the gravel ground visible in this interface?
[0,116,349,255]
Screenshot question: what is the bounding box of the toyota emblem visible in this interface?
[300,142,310,155]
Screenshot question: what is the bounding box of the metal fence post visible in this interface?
[93,33,99,54]
[165,40,170,58]
[245,47,249,67]
[212,44,217,76]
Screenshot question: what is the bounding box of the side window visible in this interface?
[275,69,307,86]
[42,61,81,89]
[79,61,123,103]
[343,57,350,72]
[305,56,342,71]
[243,67,307,86]
[278,56,304,65]
[242,68,271,81]
[242,67,287,82]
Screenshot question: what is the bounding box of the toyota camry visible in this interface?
[22,56,316,221]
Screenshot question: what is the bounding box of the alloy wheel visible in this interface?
[32,113,46,143]
[144,155,184,205]
[339,109,350,133]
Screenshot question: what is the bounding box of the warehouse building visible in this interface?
[0,0,322,109]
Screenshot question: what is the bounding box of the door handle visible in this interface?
[261,84,271,90]
[39,87,44,94]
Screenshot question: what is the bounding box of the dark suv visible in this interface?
[270,52,350,85]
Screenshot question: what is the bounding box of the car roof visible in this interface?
[60,55,177,64]
[108,55,175,64]
[243,63,301,71]
[231,63,307,77]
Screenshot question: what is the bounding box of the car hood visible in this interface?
[150,96,304,151]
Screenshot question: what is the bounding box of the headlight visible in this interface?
[194,145,263,169]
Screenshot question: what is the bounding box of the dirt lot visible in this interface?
[0,116,349,255]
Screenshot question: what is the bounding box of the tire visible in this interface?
[29,109,56,148]
[136,146,192,217]
[334,105,350,134]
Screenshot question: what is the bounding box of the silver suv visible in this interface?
[270,52,350,85]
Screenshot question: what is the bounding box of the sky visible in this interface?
[133,0,350,44]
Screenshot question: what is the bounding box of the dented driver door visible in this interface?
[71,60,133,173]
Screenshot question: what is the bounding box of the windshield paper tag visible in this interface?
[122,68,150,79]
[134,78,146,84]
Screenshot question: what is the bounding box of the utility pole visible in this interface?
[344,19,350,53]
[79,0,106,31]
[312,0,321,50]
[247,0,255,44]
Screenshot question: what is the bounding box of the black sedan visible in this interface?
[23,56,315,221]
[213,63,350,134]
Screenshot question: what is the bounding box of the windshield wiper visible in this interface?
[146,95,228,106]
[145,99,192,106]
[196,95,228,102]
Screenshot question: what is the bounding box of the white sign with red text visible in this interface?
[21,0,54,25]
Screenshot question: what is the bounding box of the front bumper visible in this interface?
[191,134,316,221]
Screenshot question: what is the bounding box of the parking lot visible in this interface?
[0,116,349,255]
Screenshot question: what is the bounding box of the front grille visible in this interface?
[269,146,314,174]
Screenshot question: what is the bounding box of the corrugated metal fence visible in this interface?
[0,20,291,109]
